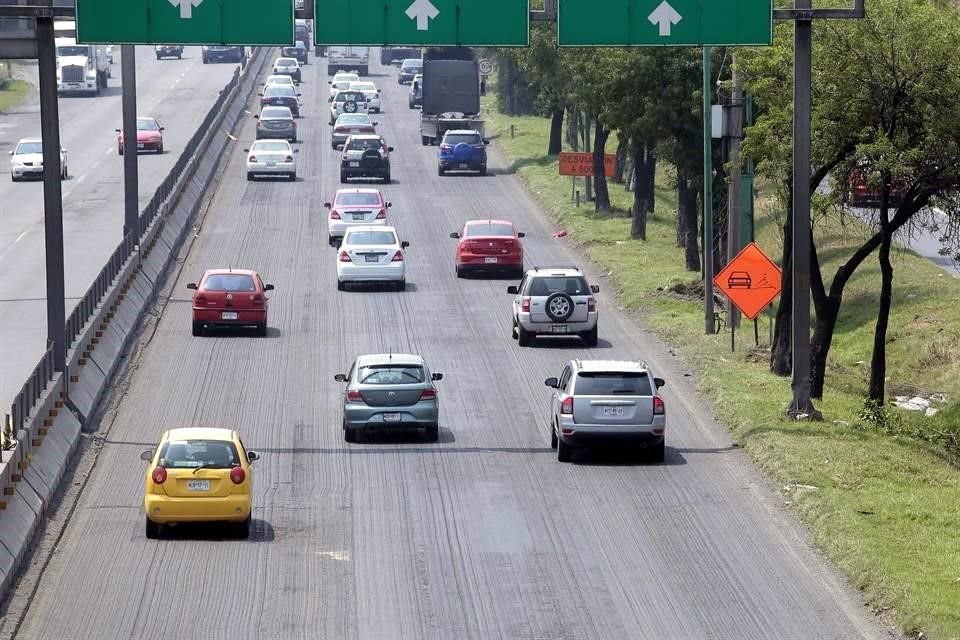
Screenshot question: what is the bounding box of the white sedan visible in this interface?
[329,72,359,97]
[9,137,67,181]
[348,81,382,113]
[245,139,298,181]
[336,225,409,291]
[264,74,297,88]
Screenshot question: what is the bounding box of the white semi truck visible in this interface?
[327,46,369,76]
[54,20,111,96]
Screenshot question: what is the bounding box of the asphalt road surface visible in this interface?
[3,51,895,640]
[0,47,239,416]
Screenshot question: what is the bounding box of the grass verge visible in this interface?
[0,77,31,113]
[482,91,960,639]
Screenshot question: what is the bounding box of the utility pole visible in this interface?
[726,63,744,330]
[36,16,66,372]
[121,44,139,243]
[702,46,715,335]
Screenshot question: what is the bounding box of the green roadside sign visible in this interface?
[557,0,772,46]
[75,0,294,45]
[314,0,529,46]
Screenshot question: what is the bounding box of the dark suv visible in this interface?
[438,129,487,176]
[381,47,421,66]
[202,46,244,63]
[340,134,393,184]
[155,45,183,60]
[282,42,308,65]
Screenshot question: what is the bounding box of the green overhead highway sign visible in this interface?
[75,0,293,45]
[557,0,772,46]
[314,0,529,47]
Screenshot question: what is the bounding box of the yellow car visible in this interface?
[140,427,260,539]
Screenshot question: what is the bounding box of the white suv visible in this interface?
[507,267,599,347]
[545,359,667,462]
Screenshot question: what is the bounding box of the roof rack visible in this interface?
[532,265,580,271]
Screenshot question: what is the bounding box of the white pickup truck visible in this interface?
[327,46,369,76]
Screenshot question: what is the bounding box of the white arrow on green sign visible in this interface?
[76,0,294,45]
[557,0,772,46]
[314,0,529,46]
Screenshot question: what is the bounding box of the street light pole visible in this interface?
[703,46,715,335]
[121,44,139,242]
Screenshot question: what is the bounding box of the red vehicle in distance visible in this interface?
[187,269,274,337]
[450,219,525,279]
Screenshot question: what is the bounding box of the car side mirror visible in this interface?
[449,232,460,239]
[186,282,197,289]
[7,151,12,155]
[334,373,347,382]
[507,286,519,294]
[654,377,665,389]
[247,450,260,462]
[431,373,443,381]
[294,149,300,153]
[159,127,165,131]
[114,128,121,133]
[328,97,333,102]
[387,146,394,152]
[324,202,332,209]
[544,377,559,388]
[243,148,250,152]
[264,284,275,291]
[139,449,153,461]
[258,92,264,96]
[328,80,333,84]
[401,241,410,248]
[483,139,490,145]
[253,114,259,119]
[517,232,526,238]
[373,122,380,126]
[296,93,302,97]
[590,285,600,293]
[386,202,392,208]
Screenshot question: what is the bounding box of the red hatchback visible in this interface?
[450,219,525,278]
[117,117,164,155]
[187,269,274,337]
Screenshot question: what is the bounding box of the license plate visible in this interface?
[383,413,401,422]
[364,254,379,263]
[549,324,568,333]
[187,479,210,491]
[350,161,359,167]
[484,257,498,264]
[266,161,277,167]
[137,143,145,149]
[459,163,468,169]
[602,406,625,417]
[352,214,364,221]
[221,311,238,320]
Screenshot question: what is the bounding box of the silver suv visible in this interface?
[507,267,599,347]
[545,360,666,463]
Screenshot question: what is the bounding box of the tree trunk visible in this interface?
[547,106,564,155]
[678,175,700,271]
[582,115,593,201]
[592,123,611,212]
[630,138,649,239]
[770,184,793,376]
[614,137,629,184]
[645,143,656,212]
[868,192,895,404]
[566,108,579,152]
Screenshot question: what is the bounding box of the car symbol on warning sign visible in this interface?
[714,242,782,320]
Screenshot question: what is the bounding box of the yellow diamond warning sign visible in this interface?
[713,242,782,320]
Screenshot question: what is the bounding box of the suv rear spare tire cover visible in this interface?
[360,148,382,169]
[545,292,574,322]
[453,142,473,161]
[343,100,358,113]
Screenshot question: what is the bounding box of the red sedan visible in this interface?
[117,117,165,155]
[450,219,525,278]
[187,269,274,337]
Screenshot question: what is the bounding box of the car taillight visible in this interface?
[151,466,167,484]
[230,466,246,484]
[284,155,294,162]
[361,127,374,133]
[375,209,386,219]
[521,296,531,313]
[587,296,596,312]
[560,397,573,415]
[334,127,346,134]
[339,251,352,262]
[346,389,363,402]
[252,294,264,305]
[248,155,256,162]
[195,294,207,305]
[391,250,404,262]
[420,388,436,400]
[654,396,665,415]
[330,209,341,219]
[440,144,452,152]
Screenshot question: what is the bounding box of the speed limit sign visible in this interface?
[478,58,495,75]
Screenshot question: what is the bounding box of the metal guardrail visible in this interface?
[5,55,251,438]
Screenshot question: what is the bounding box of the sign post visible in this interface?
[315,0,529,46]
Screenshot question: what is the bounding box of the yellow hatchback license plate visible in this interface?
[187,479,210,491]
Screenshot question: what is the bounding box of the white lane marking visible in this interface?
[105,147,113,155]
[13,230,28,245]
[75,174,86,184]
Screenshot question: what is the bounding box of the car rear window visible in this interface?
[347,138,382,151]
[260,107,291,118]
[443,133,482,145]
[528,276,589,296]
[345,230,396,245]
[401,59,422,70]
[465,223,513,237]
[158,439,240,469]
[252,141,290,152]
[575,372,653,396]
[276,58,297,65]
[357,365,425,385]
[266,86,295,97]
[203,274,256,291]
[136,118,159,130]
[337,92,364,102]
[351,83,376,92]
[337,114,370,125]
[336,192,380,206]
